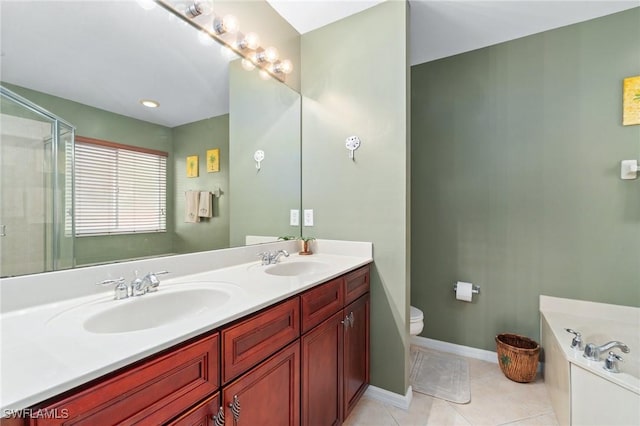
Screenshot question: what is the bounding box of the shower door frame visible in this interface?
[0,85,76,273]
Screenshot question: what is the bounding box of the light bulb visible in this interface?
[241,58,256,71]
[213,14,239,35]
[185,0,213,18]
[223,14,239,33]
[237,32,260,50]
[264,46,279,63]
[274,59,293,74]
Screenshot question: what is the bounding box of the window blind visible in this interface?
[74,137,167,236]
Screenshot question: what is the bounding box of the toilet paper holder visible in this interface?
[453,283,480,294]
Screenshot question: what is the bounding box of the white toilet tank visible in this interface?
[410,305,424,336]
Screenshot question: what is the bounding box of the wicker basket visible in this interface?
[495,333,540,383]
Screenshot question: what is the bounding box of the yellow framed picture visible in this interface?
[207,148,220,173]
[186,155,199,177]
[623,75,640,126]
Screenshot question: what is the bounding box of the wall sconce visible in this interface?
[154,0,293,82]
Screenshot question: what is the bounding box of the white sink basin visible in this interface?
[264,261,330,277]
[84,288,230,334]
[47,281,243,334]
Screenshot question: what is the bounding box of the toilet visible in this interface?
[410,305,424,336]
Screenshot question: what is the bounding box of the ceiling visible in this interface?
[1,1,638,128]
[267,0,640,65]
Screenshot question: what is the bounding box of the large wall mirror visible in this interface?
[0,1,301,277]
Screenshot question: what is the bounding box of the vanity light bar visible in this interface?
[154,0,292,82]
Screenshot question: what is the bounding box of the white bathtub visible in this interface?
[540,295,639,426]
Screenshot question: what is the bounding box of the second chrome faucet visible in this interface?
[258,250,289,265]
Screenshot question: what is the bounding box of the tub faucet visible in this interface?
[583,341,630,361]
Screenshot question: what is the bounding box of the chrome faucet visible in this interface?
[583,341,630,361]
[132,270,169,296]
[258,249,289,265]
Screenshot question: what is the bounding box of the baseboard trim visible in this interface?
[411,336,498,364]
[364,384,413,410]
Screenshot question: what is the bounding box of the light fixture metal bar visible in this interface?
[154,0,286,82]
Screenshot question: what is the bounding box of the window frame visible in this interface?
[72,136,168,237]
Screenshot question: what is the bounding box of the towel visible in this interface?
[185,191,200,223]
[198,191,212,218]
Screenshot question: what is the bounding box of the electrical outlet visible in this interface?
[303,209,314,226]
[289,209,299,226]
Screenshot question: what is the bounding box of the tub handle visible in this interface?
[604,351,623,373]
[565,328,583,351]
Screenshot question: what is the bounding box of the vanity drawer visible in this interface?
[165,392,220,426]
[344,265,370,305]
[301,277,344,333]
[29,334,219,426]
[222,297,300,384]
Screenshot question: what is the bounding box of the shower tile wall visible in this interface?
[0,114,51,276]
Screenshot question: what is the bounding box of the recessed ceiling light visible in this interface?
[140,99,159,108]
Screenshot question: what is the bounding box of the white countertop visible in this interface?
[539,295,639,395]
[0,247,372,413]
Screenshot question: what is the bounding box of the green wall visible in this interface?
[301,1,410,395]
[229,61,301,246]
[173,116,230,253]
[411,8,640,352]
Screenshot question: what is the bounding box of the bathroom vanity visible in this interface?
[0,241,372,425]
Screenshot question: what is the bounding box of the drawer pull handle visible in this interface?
[212,406,225,426]
[229,395,241,423]
[348,311,354,328]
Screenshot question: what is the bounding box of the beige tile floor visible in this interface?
[344,347,559,426]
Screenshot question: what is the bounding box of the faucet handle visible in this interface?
[145,271,170,292]
[604,351,623,373]
[257,252,270,265]
[96,277,125,286]
[565,328,583,351]
[96,278,129,300]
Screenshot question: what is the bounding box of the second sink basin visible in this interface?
[84,288,231,334]
[264,260,330,277]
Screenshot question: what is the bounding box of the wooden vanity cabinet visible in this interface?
[21,265,370,426]
[301,265,370,425]
[221,341,300,426]
[28,333,219,426]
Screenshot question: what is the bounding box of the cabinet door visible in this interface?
[301,311,344,426]
[165,393,220,426]
[222,342,300,426]
[342,294,370,420]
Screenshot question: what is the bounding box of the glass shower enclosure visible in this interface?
[0,86,75,277]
